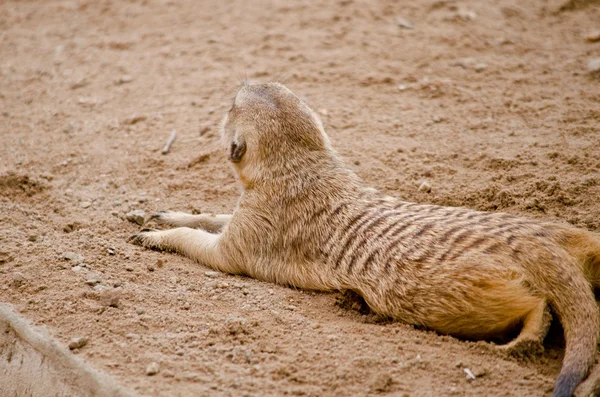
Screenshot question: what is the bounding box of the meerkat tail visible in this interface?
[537,253,599,397]
[553,228,600,396]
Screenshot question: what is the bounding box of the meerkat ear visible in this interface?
[229,134,246,163]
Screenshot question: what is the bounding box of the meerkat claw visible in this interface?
[129,229,160,248]
[149,210,169,220]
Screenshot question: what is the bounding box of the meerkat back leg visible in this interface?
[129,227,238,273]
[150,211,232,233]
[497,299,551,358]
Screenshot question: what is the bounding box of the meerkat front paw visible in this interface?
[128,228,163,250]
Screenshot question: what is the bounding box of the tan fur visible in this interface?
[130,82,600,397]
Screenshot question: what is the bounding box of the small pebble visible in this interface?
[136,308,146,315]
[147,264,156,272]
[126,210,146,226]
[100,288,121,307]
[62,251,84,264]
[370,373,393,393]
[80,201,92,209]
[107,248,116,256]
[464,368,476,381]
[204,271,220,278]
[396,17,414,29]
[146,362,160,376]
[28,235,38,242]
[11,273,27,287]
[588,58,600,73]
[68,336,88,350]
[217,281,229,289]
[474,63,487,72]
[586,30,600,42]
[115,75,133,85]
[418,181,432,193]
[85,277,101,286]
[123,115,147,125]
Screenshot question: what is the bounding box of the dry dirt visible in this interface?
[1,0,600,396]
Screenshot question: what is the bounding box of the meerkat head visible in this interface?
[220,82,334,186]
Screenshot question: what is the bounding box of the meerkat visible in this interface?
[130,82,600,397]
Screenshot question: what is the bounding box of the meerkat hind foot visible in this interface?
[497,337,545,359]
[496,299,551,360]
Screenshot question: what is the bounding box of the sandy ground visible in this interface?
[1,0,600,396]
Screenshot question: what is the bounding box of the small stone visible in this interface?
[182,302,191,310]
[418,181,432,193]
[115,75,133,85]
[136,308,146,315]
[80,201,92,209]
[464,368,476,381]
[11,273,27,288]
[113,280,122,287]
[204,271,220,278]
[107,248,116,256]
[588,58,600,73]
[474,367,488,377]
[68,336,88,350]
[100,288,121,307]
[217,281,229,289]
[27,234,38,242]
[586,30,600,42]
[125,265,134,272]
[432,115,442,123]
[156,259,164,268]
[126,333,140,340]
[85,277,101,286]
[455,360,463,368]
[126,210,146,225]
[370,373,393,393]
[147,264,156,272]
[474,63,487,72]
[70,79,89,90]
[123,114,147,125]
[62,251,84,264]
[396,17,414,29]
[283,305,298,311]
[146,362,160,376]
